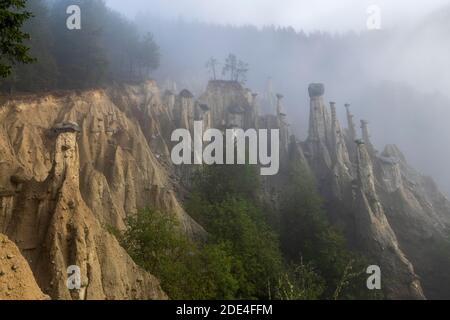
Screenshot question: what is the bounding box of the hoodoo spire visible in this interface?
[276,93,284,117]
[330,101,337,121]
[361,119,376,154]
[328,101,352,181]
[307,83,332,145]
[275,93,289,160]
[345,103,356,141]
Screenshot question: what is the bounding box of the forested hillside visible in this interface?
[1,0,160,92]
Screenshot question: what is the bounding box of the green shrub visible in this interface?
[120,208,238,299]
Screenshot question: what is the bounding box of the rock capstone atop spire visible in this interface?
[308,83,325,98]
[179,89,194,99]
[52,121,81,135]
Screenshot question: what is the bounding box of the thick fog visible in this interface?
[104,0,450,195]
[105,0,448,32]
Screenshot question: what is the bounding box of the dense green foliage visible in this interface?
[0,0,34,78]
[120,160,379,300]
[187,164,284,299]
[187,197,283,299]
[1,0,160,92]
[279,159,381,299]
[120,208,238,299]
[121,164,283,299]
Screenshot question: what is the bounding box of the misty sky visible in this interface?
[105,0,449,32]
[102,0,450,195]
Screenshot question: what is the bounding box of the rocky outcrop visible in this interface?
[303,84,430,299]
[5,131,167,299]
[0,234,49,300]
[198,80,255,129]
[174,89,196,130]
[305,84,333,179]
[0,81,203,299]
[360,120,376,155]
[375,144,450,299]
[353,141,424,299]
[276,94,290,161]
[304,85,353,203]
[303,83,450,299]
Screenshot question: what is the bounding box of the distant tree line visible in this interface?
[0,0,160,93]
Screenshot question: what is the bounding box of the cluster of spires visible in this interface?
[164,81,376,156]
[343,103,375,151]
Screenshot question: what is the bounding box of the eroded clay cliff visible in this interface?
[0,81,205,299]
[2,79,450,300]
[0,234,49,300]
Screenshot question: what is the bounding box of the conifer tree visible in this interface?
[0,0,34,78]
